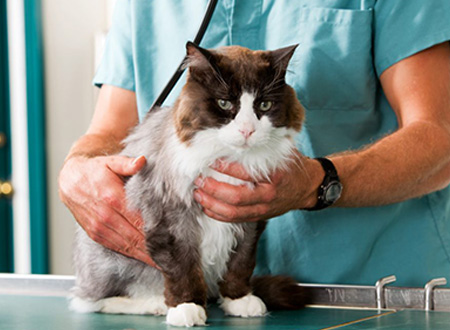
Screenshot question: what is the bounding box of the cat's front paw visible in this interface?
[220,293,267,317]
[166,303,207,327]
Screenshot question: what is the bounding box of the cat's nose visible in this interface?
[239,128,255,139]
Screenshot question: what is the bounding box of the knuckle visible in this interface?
[225,207,239,220]
[263,186,277,203]
[257,204,270,216]
[272,171,283,183]
[122,244,135,256]
[230,193,243,205]
[88,225,104,244]
[129,235,141,248]
[102,191,121,209]
[204,178,217,194]
[89,221,104,236]
[96,208,114,227]
[130,214,144,229]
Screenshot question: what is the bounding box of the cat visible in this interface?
[70,42,306,327]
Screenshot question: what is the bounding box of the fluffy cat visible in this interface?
[71,42,305,327]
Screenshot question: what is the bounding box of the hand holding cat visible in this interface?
[193,151,323,222]
[59,154,157,267]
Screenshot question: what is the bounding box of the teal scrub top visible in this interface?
[94,0,450,287]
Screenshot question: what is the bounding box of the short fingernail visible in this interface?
[194,177,204,187]
[132,155,146,166]
[211,159,224,169]
[194,191,202,203]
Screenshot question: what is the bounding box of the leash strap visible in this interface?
[149,0,219,111]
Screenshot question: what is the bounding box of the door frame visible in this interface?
[7,0,48,274]
[24,0,48,274]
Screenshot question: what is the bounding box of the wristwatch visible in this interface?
[307,157,343,211]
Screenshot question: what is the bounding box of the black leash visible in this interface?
[149,0,219,111]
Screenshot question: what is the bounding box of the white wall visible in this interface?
[42,0,115,274]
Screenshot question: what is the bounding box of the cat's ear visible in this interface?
[271,44,299,74]
[184,41,217,70]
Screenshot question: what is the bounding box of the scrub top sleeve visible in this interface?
[93,0,135,91]
[374,0,450,77]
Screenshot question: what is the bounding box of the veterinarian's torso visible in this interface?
[94,0,450,287]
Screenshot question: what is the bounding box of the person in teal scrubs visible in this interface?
[59,0,450,287]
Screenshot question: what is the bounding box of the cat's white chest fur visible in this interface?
[167,121,296,297]
[197,169,245,297]
[197,214,243,297]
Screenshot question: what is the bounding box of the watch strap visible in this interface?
[316,157,338,180]
[306,157,341,211]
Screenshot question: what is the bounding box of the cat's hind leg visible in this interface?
[70,295,168,315]
[101,296,168,315]
[69,296,103,313]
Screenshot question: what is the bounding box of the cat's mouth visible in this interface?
[235,133,256,149]
[241,141,251,148]
[230,140,255,151]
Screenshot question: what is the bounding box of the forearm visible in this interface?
[65,85,139,161]
[66,133,124,160]
[330,121,450,207]
[193,44,450,221]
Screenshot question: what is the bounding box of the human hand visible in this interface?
[193,151,323,223]
[58,154,157,267]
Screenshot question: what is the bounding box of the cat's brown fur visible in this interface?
[174,44,304,143]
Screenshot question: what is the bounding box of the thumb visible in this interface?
[106,155,147,176]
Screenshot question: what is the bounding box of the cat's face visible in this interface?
[173,43,304,151]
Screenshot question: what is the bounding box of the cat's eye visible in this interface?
[217,99,233,111]
[259,101,273,111]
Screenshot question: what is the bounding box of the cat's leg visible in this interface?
[219,221,268,318]
[147,220,208,327]
[71,229,168,315]
[100,296,167,315]
[70,266,167,315]
[71,269,168,315]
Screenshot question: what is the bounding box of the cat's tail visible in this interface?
[250,275,306,310]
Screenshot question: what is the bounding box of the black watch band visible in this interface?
[306,157,343,211]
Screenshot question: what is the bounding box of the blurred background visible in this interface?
[1,0,116,275]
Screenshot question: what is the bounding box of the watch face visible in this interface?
[324,181,343,202]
